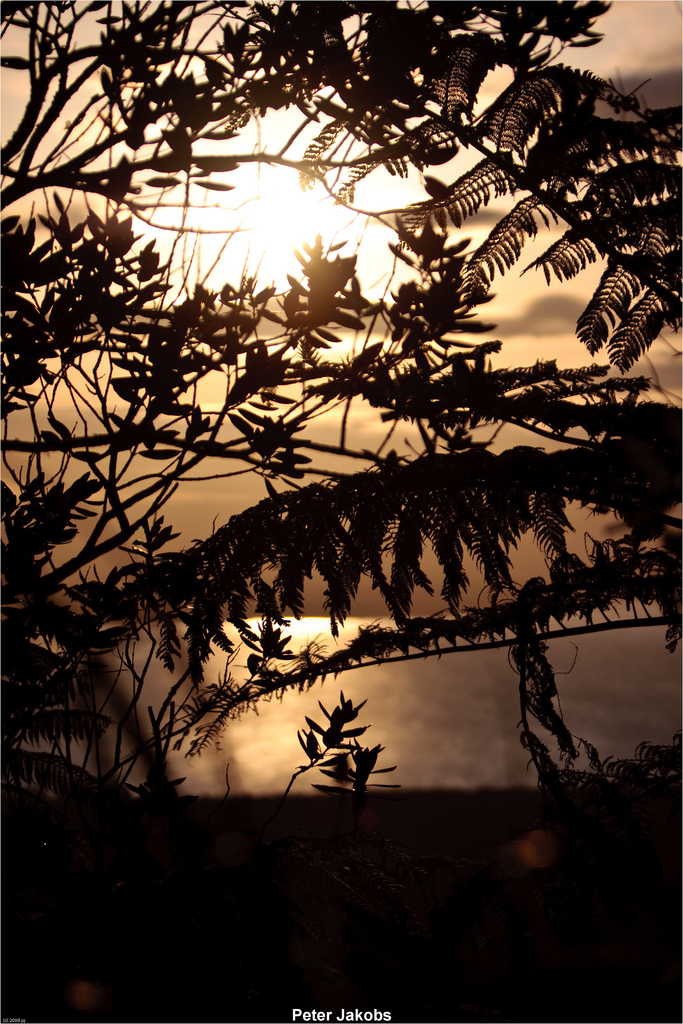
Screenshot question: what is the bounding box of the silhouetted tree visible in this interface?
[2,3,680,1020]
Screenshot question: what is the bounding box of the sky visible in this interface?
[193,1,683,398]
[163,1,683,612]
[4,0,679,595]
[2,1,680,797]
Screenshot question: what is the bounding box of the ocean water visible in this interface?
[166,619,681,798]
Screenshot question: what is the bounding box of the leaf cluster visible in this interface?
[1,2,679,888]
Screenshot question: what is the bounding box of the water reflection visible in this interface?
[166,618,680,798]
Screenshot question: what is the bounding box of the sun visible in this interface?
[222,616,359,661]
[185,164,365,289]
[247,166,360,270]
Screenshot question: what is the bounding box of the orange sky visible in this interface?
[2,2,679,797]
[2,1,681,614]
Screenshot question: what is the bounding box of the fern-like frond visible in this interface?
[576,264,641,356]
[525,229,599,284]
[513,630,579,763]
[184,438,679,678]
[301,121,345,184]
[252,531,680,701]
[7,749,98,798]
[483,65,581,156]
[604,732,681,798]
[628,210,681,277]
[17,709,112,747]
[185,706,231,758]
[586,158,680,213]
[529,491,571,558]
[433,33,506,122]
[337,159,380,205]
[607,290,667,371]
[389,501,433,617]
[463,196,550,298]
[157,608,181,671]
[403,157,515,232]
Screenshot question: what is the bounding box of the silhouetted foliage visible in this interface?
[2,2,680,1021]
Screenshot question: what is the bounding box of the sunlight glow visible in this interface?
[274,616,336,642]
[238,615,355,651]
[220,616,359,677]
[188,165,365,288]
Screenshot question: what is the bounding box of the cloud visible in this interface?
[493,294,587,338]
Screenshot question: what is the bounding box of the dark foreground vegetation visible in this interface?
[4,779,681,1022]
[2,2,680,1021]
